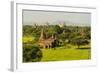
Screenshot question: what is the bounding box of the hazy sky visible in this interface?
[23,10,91,26]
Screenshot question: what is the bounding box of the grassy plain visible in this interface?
[41,45,91,61]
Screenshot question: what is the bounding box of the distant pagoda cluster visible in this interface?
[39,29,58,48]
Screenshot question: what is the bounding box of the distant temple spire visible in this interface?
[51,34,54,39]
[39,29,46,40]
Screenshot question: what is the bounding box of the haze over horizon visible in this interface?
[23,10,91,26]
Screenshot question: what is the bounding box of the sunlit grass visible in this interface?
[41,45,91,62]
[23,36,35,43]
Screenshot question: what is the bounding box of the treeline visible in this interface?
[23,24,91,45]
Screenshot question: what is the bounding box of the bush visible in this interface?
[23,44,42,62]
[71,37,89,49]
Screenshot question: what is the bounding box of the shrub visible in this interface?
[23,44,42,62]
[71,37,89,49]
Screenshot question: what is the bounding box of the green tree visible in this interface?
[71,36,89,49]
[23,44,42,62]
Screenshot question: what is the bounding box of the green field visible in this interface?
[41,45,91,61]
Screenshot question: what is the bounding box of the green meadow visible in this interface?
[41,45,91,61]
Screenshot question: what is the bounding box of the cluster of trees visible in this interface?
[23,24,91,62]
[23,24,90,46]
[23,44,42,62]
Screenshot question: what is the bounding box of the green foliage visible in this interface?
[23,25,34,36]
[71,36,89,49]
[23,25,90,45]
[23,44,42,62]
